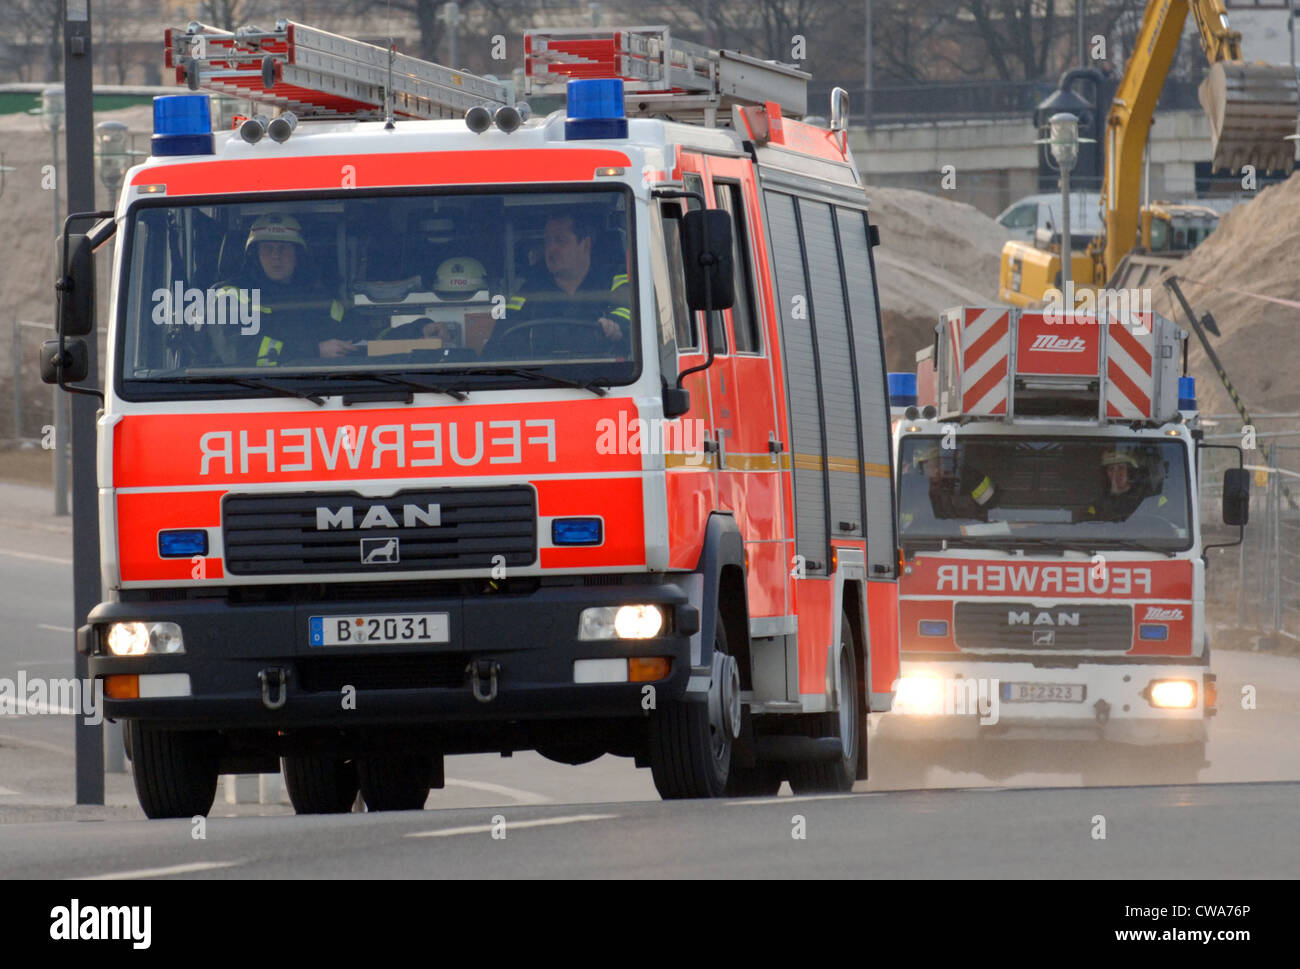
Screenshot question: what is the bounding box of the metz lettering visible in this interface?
[936,563,1151,596]
[199,420,557,476]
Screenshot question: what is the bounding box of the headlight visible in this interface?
[578,605,665,640]
[106,622,185,656]
[1148,679,1196,709]
[892,673,944,715]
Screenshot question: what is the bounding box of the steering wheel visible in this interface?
[485,317,612,358]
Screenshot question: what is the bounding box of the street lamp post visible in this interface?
[440,2,464,69]
[41,87,69,517]
[1048,112,1081,295]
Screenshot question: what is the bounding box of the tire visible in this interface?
[128,724,219,819]
[649,609,739,799]
[282,752,360,814]
[357,752,433,811]
[788,610,862,794]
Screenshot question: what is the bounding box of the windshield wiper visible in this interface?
[470,367,610,397]
[989,537,1103,556]
[155,374,326,406]
[1094,538,1177,558]
[327,372,469,401]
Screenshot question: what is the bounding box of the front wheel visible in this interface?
[648,610,739,799]
[129,724,219,819]
[788,610,862,794]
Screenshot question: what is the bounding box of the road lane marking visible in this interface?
[37,624,74,634]
[80,860,245,880]
[0,785,21,796]
[407,813,617,838]
[726,793,866,807]
[443,778,553,805]
[0,548,72,565]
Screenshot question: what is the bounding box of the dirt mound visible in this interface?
[866,185,1011,372]
[1151,172,1300,417]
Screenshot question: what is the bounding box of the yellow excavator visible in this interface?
[999,0,1297,305]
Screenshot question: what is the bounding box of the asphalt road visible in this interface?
[2,480,1298,878]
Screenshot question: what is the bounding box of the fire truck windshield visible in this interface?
[116,188,637,398]
[897,436,1193,552]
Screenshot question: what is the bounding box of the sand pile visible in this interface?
[1150,172,1300,418]
[865,185,1011,371]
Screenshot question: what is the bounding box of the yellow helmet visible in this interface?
[1101,448,1139,468]
[433,257,486,300]
[245,213,305,251]
[914,443,942,464]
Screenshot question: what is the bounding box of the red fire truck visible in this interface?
[44,22,899,816]
[877,305,1249,786]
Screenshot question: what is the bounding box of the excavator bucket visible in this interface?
[1198,61,1299,175]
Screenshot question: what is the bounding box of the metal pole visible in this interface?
[1077,0,1086,69]
[51,125,69,516]
[864,0,873,126]
[11,319,20,440]
[66,0,104,806]
[1272,449,1282,637]
[1061,164,1072,289]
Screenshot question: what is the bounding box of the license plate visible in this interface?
[1000,682,1086,703]
[309,613,449,646]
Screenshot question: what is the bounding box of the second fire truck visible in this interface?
[877,304,1249,785]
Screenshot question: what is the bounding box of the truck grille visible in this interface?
[222,487,536,576]
[953,601,1132,651]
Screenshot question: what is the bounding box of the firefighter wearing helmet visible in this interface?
[913,441,999,522]
[218,213,354,366]
[1084,446,1148,521]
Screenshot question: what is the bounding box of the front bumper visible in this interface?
[875,660,1211,746]
[83,580,699,730]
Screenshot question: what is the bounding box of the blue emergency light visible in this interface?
[565,79,628,140]
[1178,376,1197,411]
[888,372,918,408]
[152,94,214,156]
[552,517,603,546]
[158,529,209,557]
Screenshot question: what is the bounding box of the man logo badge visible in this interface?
[1032,629,1055,646]
[361,537,400,564]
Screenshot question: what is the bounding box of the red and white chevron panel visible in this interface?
[951,306,1011,415]
[1103,310,1155,419]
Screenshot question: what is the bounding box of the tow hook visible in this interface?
[1093,698,1111,725]
[259,667,289,710]
[467,660,499,704]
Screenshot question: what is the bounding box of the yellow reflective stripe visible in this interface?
[256,336,283,365]
[330,299,344,322]
[610,307,631,321]
[507,296,526,310]
[1158,495,1168,506]
[611,273,629,289]
[972,476,994,505]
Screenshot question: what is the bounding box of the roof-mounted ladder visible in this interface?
[523,25,809,125]
[164,18,511,121]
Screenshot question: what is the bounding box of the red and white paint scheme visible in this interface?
[61,21,900,814]
[880,304,1231,784]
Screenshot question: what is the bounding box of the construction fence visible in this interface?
[1199,418,1300,647]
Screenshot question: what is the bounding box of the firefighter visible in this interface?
[915,442,998,521]
[487,213,630,356]
[222,214,356,366]
[1084,447,1152,521]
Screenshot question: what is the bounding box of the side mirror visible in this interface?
[57,233,96,337]
[663,385,691,419]
[1222,467,1250,526]
[679,210,734,312]
[41,338,89,384]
